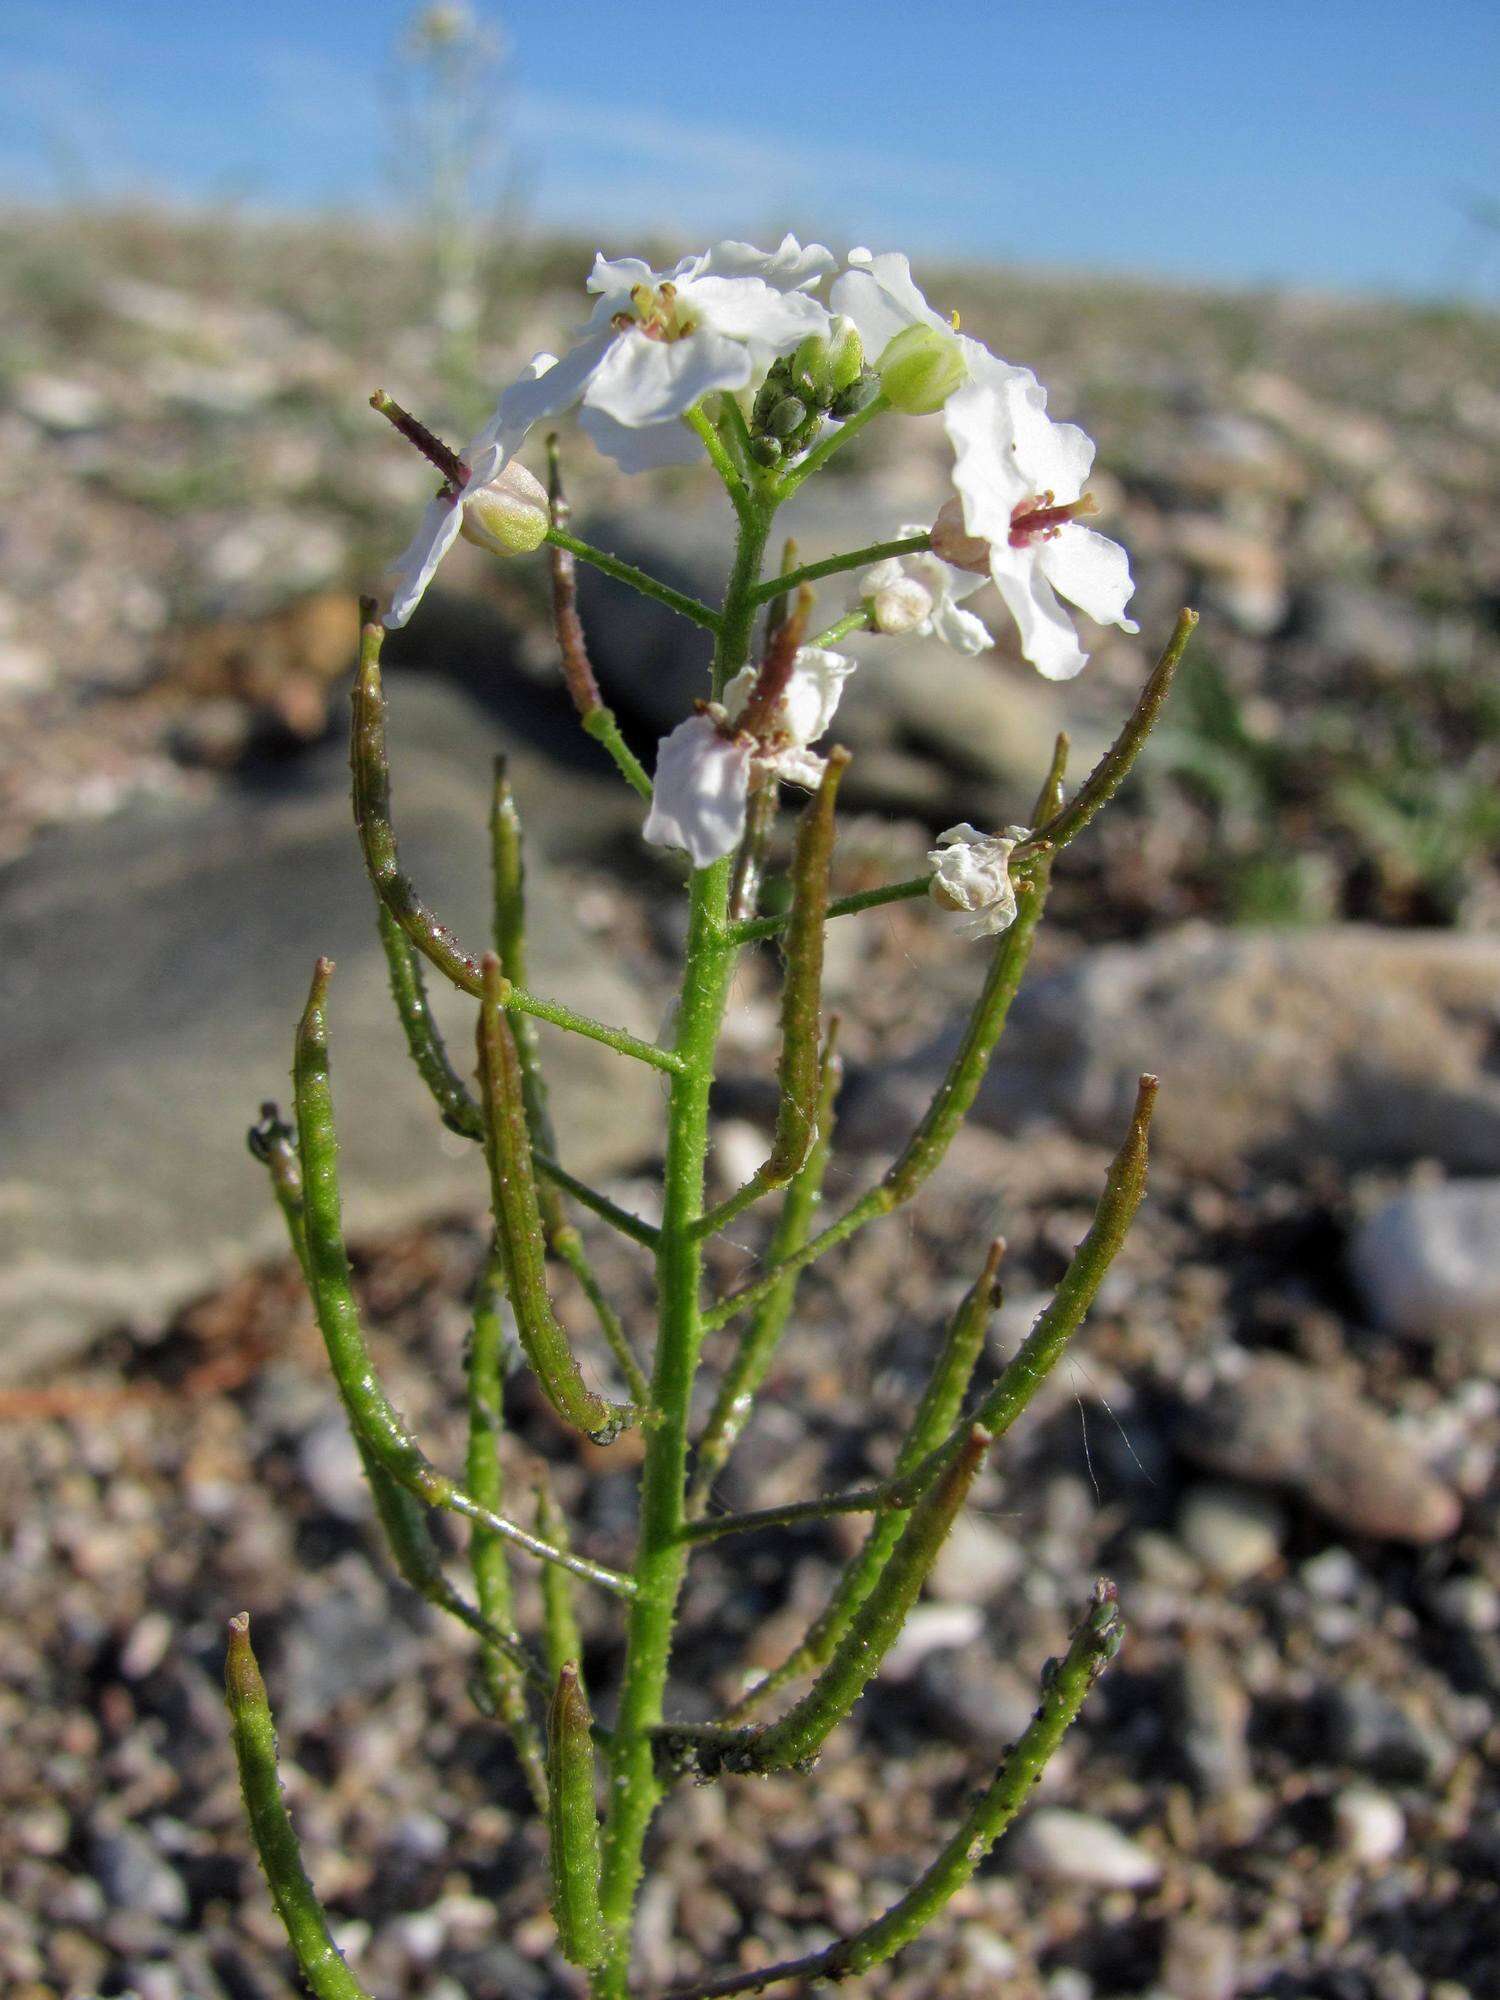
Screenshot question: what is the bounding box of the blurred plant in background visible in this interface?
[384,3,513,413]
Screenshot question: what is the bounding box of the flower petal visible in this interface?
[483,334,616,466]
[830,249,948,353]
[579,405,704,472]
[384,492,464,630]
[681,275,829,349]
[987,542,1090,680]
[946,380,1032,540]
[584,325,752,427]
[703,234,835,291]
[929,597,994,655]
[1036,525,1139,632]
[642,716,751,868]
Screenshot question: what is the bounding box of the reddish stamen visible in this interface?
[1009,490,1098,548]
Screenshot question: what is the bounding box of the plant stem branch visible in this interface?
[545,525,721,633]
[748,532,930,605]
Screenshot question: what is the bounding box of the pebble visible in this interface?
[90,1822,190,1922]
[1330,1680,1455,1785]
[1350,1180,1500,1365]
[1177,1482,1285,1584]
[1176,1637,1252,1799]
[1161,1916,1238,2000]
[881,1602,984,1680]
[928,1516,1025,1604]
[1010,1808,1162,1889]
[1179,1356,1461,1544]
[297,1415,371,1523]
[1334,1785,1406,1864]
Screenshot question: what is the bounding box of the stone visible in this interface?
[1177,1482,1285,1585]
[90,1823,190,1922]
[967,925,1500,1175]
[1161,1917,1238,2000]
[1333,1785,1406,1864]
[279,1583,424,1729]
[1175,1636,1252,1799]
[1010,1807,1162,1888]
[1350,1180,1500,1366]
[1179,1356,1461,1545]
[927,1515,1025,1604]
[1329,1680,1455,1785]
[0,674,655,1381]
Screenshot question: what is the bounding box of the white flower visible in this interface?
[383,435,548,630]
[722,644,856,786]
[642,715,751,870]
[493,236,833,475]
[946,370,1138,680]
[928,823,1028,939]
[856,524,993,653]
[645,645,856,868]
[830,248,1024,402]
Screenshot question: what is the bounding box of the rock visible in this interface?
[1329,1680,1455,1785]
[0,675,655,1381]
[927,1515,1025,1604]
[1334,1785,1406,1864]
[1350,1180,1500,1365]
[957,925,1500,1175]
[279,1583,424,1728]
[90,1823,190,1922]
[1177,1482,1285,1584]
[1300,581,1439,674]
[13,373,108,432]
[881,1602,984,1680]
[913,1649,1041,1756]
[1175,1636,1252,1799]
[1010,1807,1162,1888]
[1179,1357,1461,1544]
[298,1414,370,1522]
[1161,1916,1238,2000]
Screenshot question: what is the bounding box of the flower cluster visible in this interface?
[377,235,1142,925]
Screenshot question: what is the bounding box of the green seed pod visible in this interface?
[748,434,782,466]
[546,1664,605,1969]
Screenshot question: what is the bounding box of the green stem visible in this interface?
[687,1024,842,1515]
[685,404,756,521]
[467,1246,551,1812]
[770,391,890,499]
[545,525,720,633]
[702,860,1051,1337]
[662,1582,1124,1999]
[808,606,875,649]
[730,871,930,947]
[594,477,777,1998]
[748,532,929,605]
[582,707,653,801]
[225,1616,374,2000]
[533,1154,661,1252]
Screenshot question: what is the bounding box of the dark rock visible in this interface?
[1178,1356,1461,1545]
[0,676,656,1380]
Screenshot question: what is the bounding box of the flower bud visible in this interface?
[875,323,968,414]
[867,574,934,635]
[460,459,549,557]
[829,370,881,421]
[765,394,809,439]
[826,315,864,393]
[748,434,782,466]
[929,496,991,575]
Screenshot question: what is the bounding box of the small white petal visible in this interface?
[946,380,1033,542]
[579,405,704,472]
[1036,525,1139,632]
[585,324,751,427]
[928,597,994,654]
[681,275,828,349]
[988,544,1090,680]
[490,333,615,453]
[702,234,835,291]
[928,823,1023,939]
[384,492,463,629]
[643,716,751,868]
[723,646,856,750]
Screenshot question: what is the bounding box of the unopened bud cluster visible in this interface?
[747,316,875,464]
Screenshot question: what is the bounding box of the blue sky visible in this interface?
[3,0,1498,299]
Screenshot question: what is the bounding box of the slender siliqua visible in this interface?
[231,321,1193,1996]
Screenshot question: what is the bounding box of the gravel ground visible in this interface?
[3,882,1497,2000]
